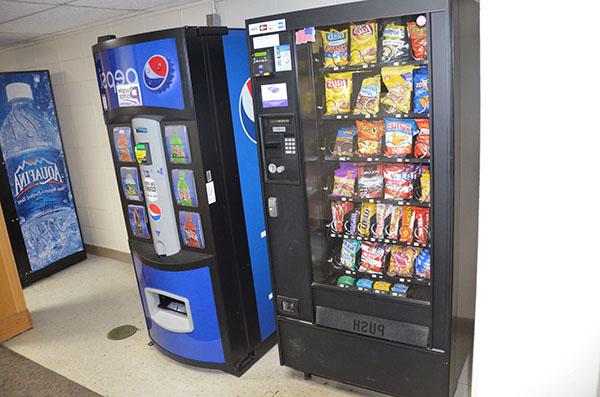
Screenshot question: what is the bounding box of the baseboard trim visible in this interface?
[0,310,32,343]
[84,244,130,264]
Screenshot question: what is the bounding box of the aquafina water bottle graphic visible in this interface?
[0,80,83,271]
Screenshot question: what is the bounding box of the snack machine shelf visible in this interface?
[327,194,431,208]
[324,155,430,164]
[333,265,432,288]
[316,60,428,74]
[329,232,430,248]
[314,281,431,304]
[320,112,429,121]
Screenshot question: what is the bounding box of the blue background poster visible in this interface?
[0,71,84,273]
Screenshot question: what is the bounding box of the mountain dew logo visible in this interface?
[14,157,64,198]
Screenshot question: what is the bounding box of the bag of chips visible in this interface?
[333,127,356,157]
[381,23,410,63]
[381,66,415,115]
[413,207,430,245]
[349,21,378,65]
[373,203,388,238]
[322,28,349,68]
[388,245,419,277]
[353,75,381,116]
[413,67,429,114]
[384,164,417,200]
[386,205,402,240]
[340,239,361,270]
[384,118,417,157]
[414,118,430,158]
[407,21,427,61]
[324,73,353,115]
[332,163,357,197]
[415,248,431,280]
[399,206,415,243]
[356,120,384,156]
[331,201,354,233]
[357,202,376,237]
[359,242,388,273]
[357,164,383,199]
[418,166,430,203]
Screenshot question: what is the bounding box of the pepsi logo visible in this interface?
[239,78,256,144]
[143,55,173,92]
[148,203,162,221]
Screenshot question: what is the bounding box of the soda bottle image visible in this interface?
[0,81,83,271]
[183,213,201,248]
[177,172,192,206]
[117,129,132,162]
[133,208,143,236]
[169,128,186,164]
[124,170,138,200]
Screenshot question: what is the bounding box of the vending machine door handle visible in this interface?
[268,197,278,218]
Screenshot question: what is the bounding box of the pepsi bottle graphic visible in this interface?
[0,81,83,271]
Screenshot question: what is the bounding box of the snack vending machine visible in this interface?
[92,27,276,375]
[246,0,479,395]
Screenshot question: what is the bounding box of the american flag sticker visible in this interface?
[296,27,316,45]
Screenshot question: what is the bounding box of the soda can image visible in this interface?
[164,125,191,164]
[179,211,205,249]
[128,205,150,239]
[113,127,134,162]
[120,167,142,201]
[172,169,197,207]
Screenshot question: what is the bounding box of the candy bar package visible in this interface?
[357,164,383,199]
[331,201,355,233]
[322,28,349,68]
[413,67,429,114]
[414,118,430,158]
[338,275,357,287]
[391,283,409,296]
[381,23,410,63]
[356,119,384,156]
[399,206,416,243]
[349,21,378,65]
[381,65,415,115]
[384,164,418,200]
[415,248,431,280]
[407,21,428,61]
[340,239,361,270]
[356,278,375,289]
[373,281,392,292]
[413,207,430,245]
[357,202,376,237]
[324,72,353,115]
[345,208,361,235]
[373,203,388,238]
[418,166,430,203]
[386,205,402,240]
[387,245,419,277]
[353,75,381,116]
[384,118,417,157]
[358,242,388,274]
[332,127,356,157]
[332,163,357,197]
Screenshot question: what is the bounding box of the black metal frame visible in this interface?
[93,27,275,376]
[0,70,87,287]
[247,0,478,395]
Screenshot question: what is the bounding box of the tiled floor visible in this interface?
[3,255,471,396]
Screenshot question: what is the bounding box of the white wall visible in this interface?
[0,0,356,253]
[473,0,600,396]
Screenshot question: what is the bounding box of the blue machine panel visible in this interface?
[222,30,276,341]
[133,255,225,363]
[94,38,185,111]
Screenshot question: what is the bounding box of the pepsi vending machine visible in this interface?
[92,27,276,375]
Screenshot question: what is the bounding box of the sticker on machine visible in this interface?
[116,83,142,107]
[248,18,286,36]
[253,33,280,49]
[206,181,216,205]
[143,177,159,202]
[275,45,292,72]
[260,83,288,108]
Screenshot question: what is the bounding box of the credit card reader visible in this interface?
[252,49,274,77]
